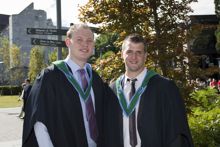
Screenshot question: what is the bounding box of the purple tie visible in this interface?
[78,69,98,143]
[128,78,137,147]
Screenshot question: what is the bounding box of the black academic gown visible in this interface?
[22,64,108,147]
[23,84,32,113]
[110,74,194,147]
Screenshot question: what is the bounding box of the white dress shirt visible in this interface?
[34,56,96,147]
[123,68,147,147]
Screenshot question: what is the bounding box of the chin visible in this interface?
[79,53,90,58]
[79,56,90,61]
[128,67,139,72]
[130,66,144,71]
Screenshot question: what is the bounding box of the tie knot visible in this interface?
[78,69,86,76]
[127,78,137,84]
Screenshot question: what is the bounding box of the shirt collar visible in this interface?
[124,68,147,85]
[64,56,91,75]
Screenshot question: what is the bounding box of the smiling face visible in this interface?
[121,34,147,78]
[65,26,94,67]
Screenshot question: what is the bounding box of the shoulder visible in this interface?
[34,64,61,84]
[42,64,58,75]
[149,74,177,89]
[42,64,60,76]
[91,70,103,81]
[109,75,123,91]
[109,80,116,89]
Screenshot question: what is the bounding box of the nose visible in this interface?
[81,41,89,48]
[130,52,138,59]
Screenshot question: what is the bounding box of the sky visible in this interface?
[0,0,216,27]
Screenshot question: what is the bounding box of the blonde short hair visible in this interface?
[66,24,94,39]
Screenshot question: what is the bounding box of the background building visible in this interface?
[0,2,57,66]
[0,3,66,85]
[189,14,220,79]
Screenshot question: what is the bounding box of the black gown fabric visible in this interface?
[22,64,111,147]
[110,74,194,147]
[23,84,32,113]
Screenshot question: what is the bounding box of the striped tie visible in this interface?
[78,69,98,142]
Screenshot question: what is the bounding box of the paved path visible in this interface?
[0,107,23,147]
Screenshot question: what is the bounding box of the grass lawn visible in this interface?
[0,95,22,108]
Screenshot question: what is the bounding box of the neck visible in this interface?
[125,67,145,79]
[69,56,86,68]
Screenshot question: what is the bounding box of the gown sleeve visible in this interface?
[22,68,51,147]
[164,80,194,147]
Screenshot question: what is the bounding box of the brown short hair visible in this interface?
[122,34,147,52]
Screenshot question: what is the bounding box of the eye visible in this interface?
[136,51,144,56]
[76,38,82,43]
[126,50,133,55]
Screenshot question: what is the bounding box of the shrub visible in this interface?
[0,86,22,95]
[189,88,220,147]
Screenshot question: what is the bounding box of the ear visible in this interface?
[65,38,71,47]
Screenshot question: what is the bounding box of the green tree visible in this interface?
[0,37,25,85]
[48,47,68,64]
[0,37,10,69]
[79,0,199,106]
[95,32,119,57]
[189,88,220,146]
[93,51,124,82]
[9,44,24,85]
[28,46,46,82]
[10,44,21,68]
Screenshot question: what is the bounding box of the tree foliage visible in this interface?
[79,0,200,107]
[9,44,25,85]
[0,37,26,85]
[93,51,124,82]
[28,46,46,82]
[189,88,220,146]
[48,48,68,64]
[10,44,21,68]
[0,37,10,69]
[95,33,120,57]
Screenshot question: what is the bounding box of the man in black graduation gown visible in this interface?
[22,78,32,115]
[22,24,115,147]
[110,34,194,147]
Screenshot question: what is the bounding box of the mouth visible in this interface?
[129,61,138,64]
[79,48,89,53]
